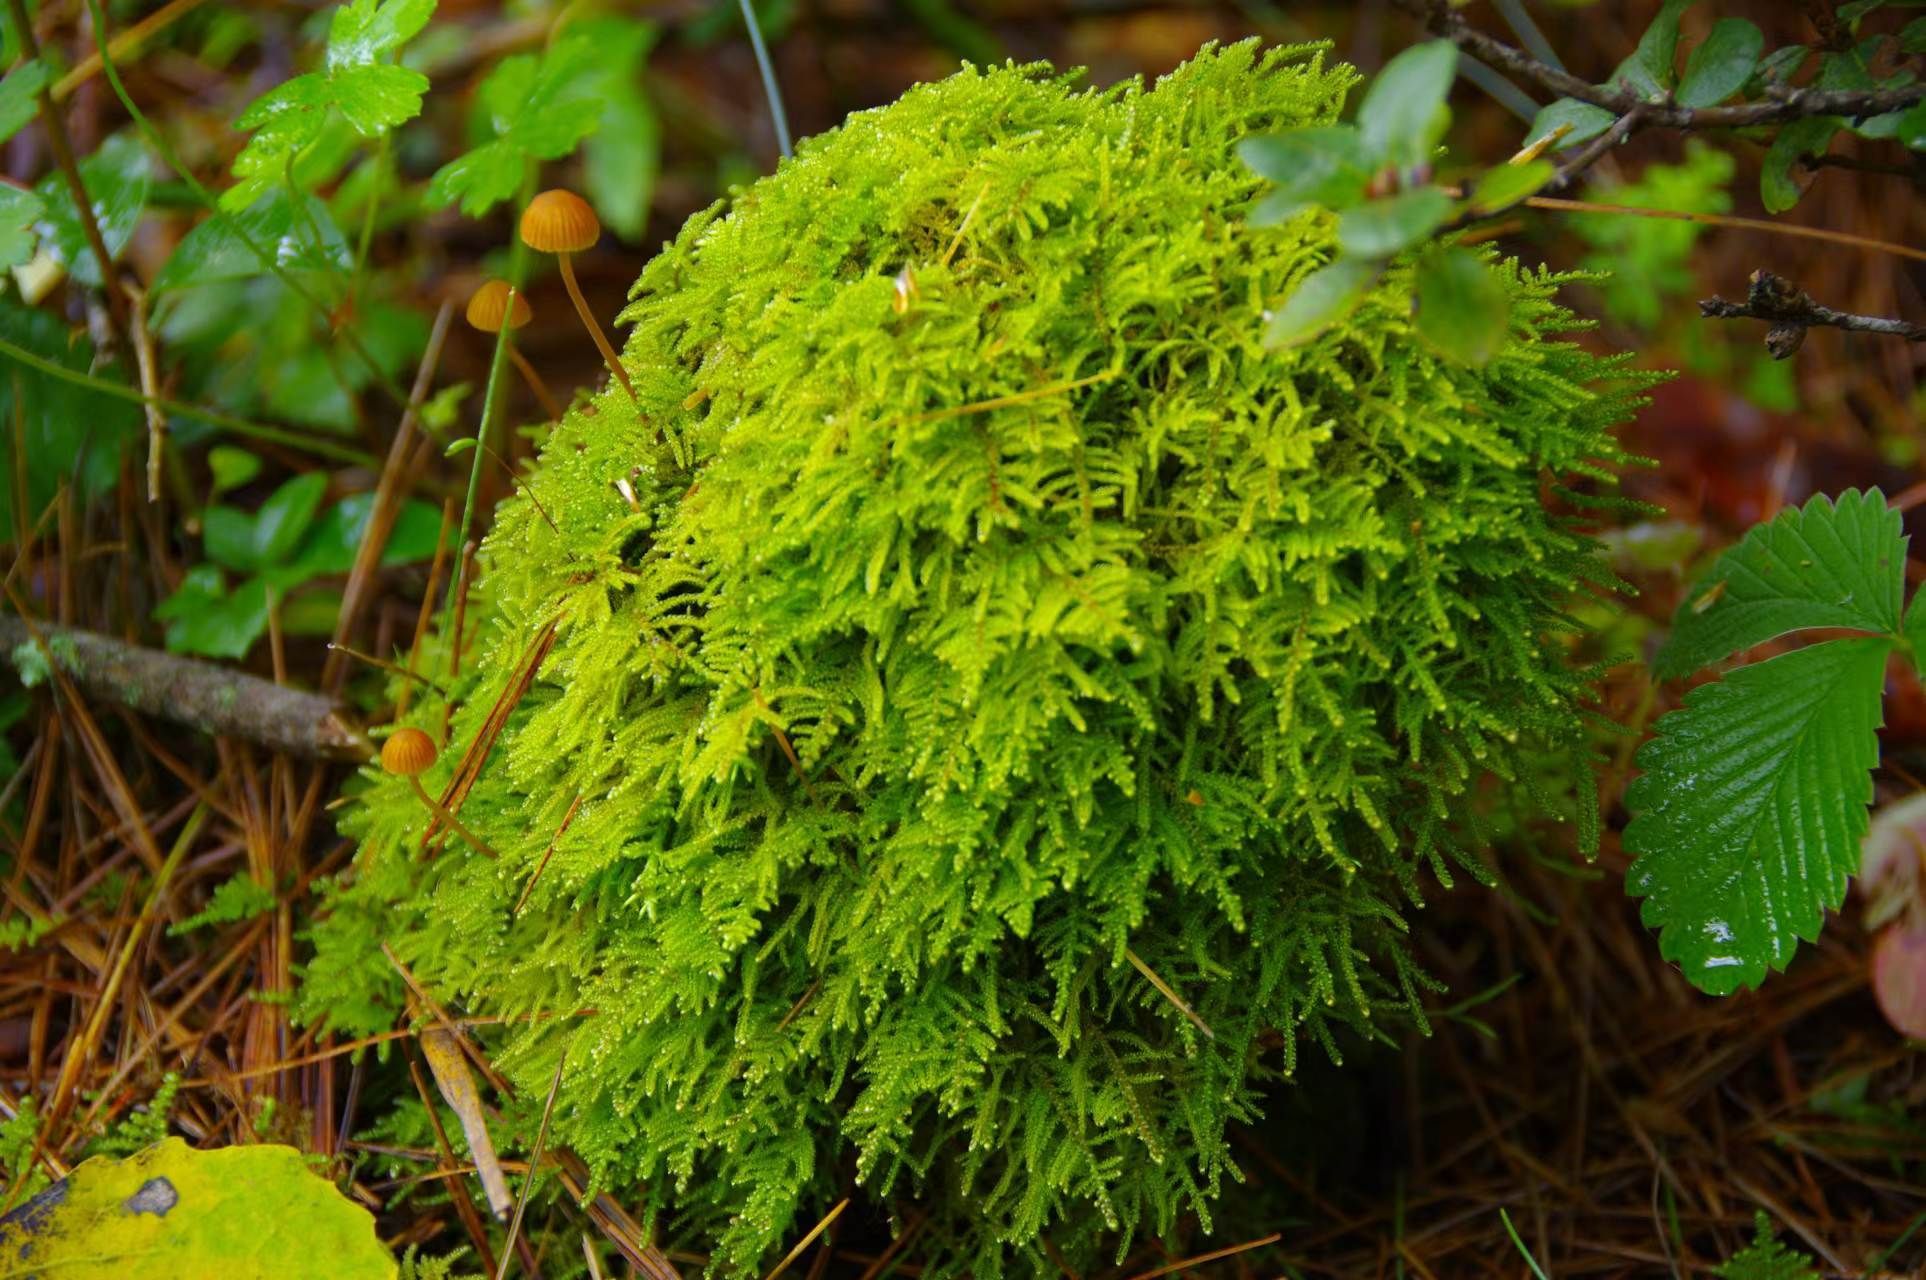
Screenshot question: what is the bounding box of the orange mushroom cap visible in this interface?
[465,280,530,333]
[380,727,439,777]
[520,189,601,254]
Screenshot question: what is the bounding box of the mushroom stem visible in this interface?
[509,345,563,421]
[556,252,637,406]
[409,775,500,860]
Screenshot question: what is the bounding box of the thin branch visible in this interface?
[0,615,367,759]
[1698,269,1926,358]
[1394,0,1926,130]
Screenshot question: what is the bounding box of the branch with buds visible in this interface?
[1699,270,1926,358]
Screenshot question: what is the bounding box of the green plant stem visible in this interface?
[349,135,389,313]
[439,287,519,673]
[737,0,792,159]
[80,0,412,410]
[7,0,129,343]
[0,333,376,466]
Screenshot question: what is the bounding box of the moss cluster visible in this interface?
[307,42,1644,1275]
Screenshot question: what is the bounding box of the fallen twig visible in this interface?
[1699,269,1926,358]
[0,615,366,759]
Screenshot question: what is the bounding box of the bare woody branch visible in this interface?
[1393,0,1926,131]
[1699,269,1926,358]
[0,615,368,760]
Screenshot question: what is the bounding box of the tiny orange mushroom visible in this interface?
[465,280,561,421]
[519,189,638,408]
[381,727,499,860]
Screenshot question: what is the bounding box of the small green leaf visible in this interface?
[254,473,330,566]
[0,1137,396,1278]
[289,494,446,577]
[1237,127,1371,222]
[154,569,270,659]
[207,446,263,497]
[1356,40,1456,169]
[1469,159,1554,213]
[1654,488,1903,680]
[426,35,605,217]
[0,58,47,147]
[1677,19,1764,108]
[1263,257,1378,349]
[33,134,149,287]
[326,0,435,70]
[1614,0,1693,98]
[1625,634,1891,995]
[1525,98,1617,150]
[200,507,259,572]
[1714,1213,1818,1280]
[331,63,430,135]
[0,184,43,272]
[169,871,276,935]
[1415,248,1509,367]
[1760,116,1838,212]
[1335,186,1451,258]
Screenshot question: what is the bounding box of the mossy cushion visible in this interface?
[307,40,1644,1276]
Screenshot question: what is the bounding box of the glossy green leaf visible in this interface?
[154,569,270,659]
[1625,635,1890,994]
[0,1137,395,1278]
[153,188,350,292]
[331,63,430,135]
[0,184,43,271]
[33,134,149,286]
[1469,159,1554,213]
[1525,98,1616,151]
[1262,256,1377,349]
[1335,185,1451,258]
[325,0,434,70]
[1356,39,1456,169]
[1238,127,1371,222]
[1415,248,1509,367]
[254,473,330,566]
[0,57,47,146]
[1677,19,1763,108]
[1654,488,1903,680]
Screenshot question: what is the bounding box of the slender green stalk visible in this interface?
[0,333,375,465]
[80,0,411,409]
[349,135,390,311]
[736,0,792,159]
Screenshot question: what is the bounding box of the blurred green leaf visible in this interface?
[1761,116,1837,212]
[1900,99,1926,148]
[155,568,269,659]
[1356,40,1455,170]
[1470,160,1554,213]
[154,188,350,292]
[253,473,330,566]
[1415,248,1509,367]
[1750,45,1808,90]
[0,58,46,147]
[1677,19,1763,108]
[34,134,149,286]
[1573,141,1732,330]
[1263,257,1377,349]
[201,505,260,572]
[289,493,446,578]
[0,185,43,272]
[1524,98,1617,150]
[427,35,604,216]
[207,446,263,497]
[573,17,659,241]
[0,300,139,539]
[1238,127,1371,223]
[1903,18,1926,54]
[1336,186,1451,258]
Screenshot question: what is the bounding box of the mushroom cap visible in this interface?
[466,280,531,333]
[380,726,439,777]
[520,189,600,254]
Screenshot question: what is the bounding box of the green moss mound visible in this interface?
[308,41,1645,1275]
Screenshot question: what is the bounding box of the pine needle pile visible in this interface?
[306,42,1647,1274]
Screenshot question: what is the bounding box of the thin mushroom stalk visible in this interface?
[519,189,638,407]
[381,727,500,860]
[465,278,562,420]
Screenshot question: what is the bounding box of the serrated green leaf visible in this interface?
[1714,1213,1818,1280]
[1653,488,1903,680]
[0,58,47,147]
[1678,19,1763,108]
[1237,127,1371,222]
[1356,40,1455,170]
[1336,185,1451,258]
[1525,98,1617,150]
[1415,248,1509,367]
[1262,257,1377,349]
[1625,635,1891,994]
[326,0,434,71]
[331,63,429,135]
[0,1137,395,1277]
